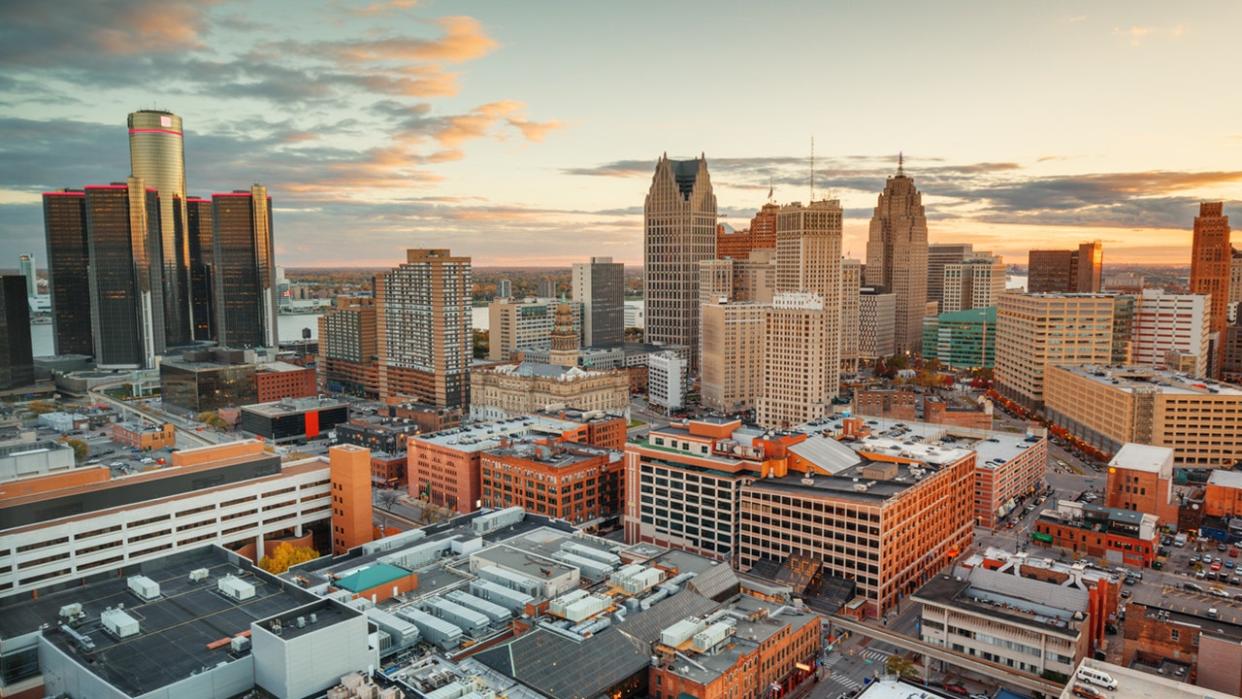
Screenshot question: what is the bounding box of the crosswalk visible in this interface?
[860,648,889,663]
[828,674,863,691]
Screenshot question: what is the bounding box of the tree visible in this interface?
[258,542,319,574]
[885,655,919,680]
[472,329,489,359]
[63,437,89,463]
[27,400,56,415]
[197,411,228,430]
[377,489,401,512]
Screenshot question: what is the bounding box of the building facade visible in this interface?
[756,293,832,429]
[0,277,34,388]
[317,296,379,398]
[186,196,215,341]
[700,301,766,414]
[1028,241,1103,294]
[927,243,973,304]
[1032,500,1158,568]
[1130,288,1211,376]
[470,362,630,421]
[479,441,621,524]
[1104,443,1178,525]
[648,351,687,412]
[858,288,896,360]
[41,190,94,357]
[643,155,716,367]
[376,249,472,408]
[922,306,997,369]
[487,297,583,361]
[942,255,1005,313]
[1190,202,1232,375]
[865,160,929,354]
[212,186,278,349]
[571,256,624,347]
[840,258,862,373]
[995,293,1116,409]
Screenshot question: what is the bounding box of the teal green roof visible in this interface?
[938,306,996,324]
[334,563,410,593]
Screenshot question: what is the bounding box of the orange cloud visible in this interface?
[507,116,564,142]
[350,0,419,16]
[337,16,498,64]
[360,64,460,97]
[93,3,209,54]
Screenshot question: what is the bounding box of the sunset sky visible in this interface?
[2,0,1240,268]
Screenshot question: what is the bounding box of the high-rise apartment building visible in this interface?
[212,186,278,349]
[865,160,929,354]
[942,255,1005,313]
[0,276,34,388]
[841,258,862,373]
[1130,289,1211,376]
[487,297,582,361]
[927,243,973,304]
[756,293,832,429]
[498,278,512,299]
[128,109,190,345]
[995,293,1116,409]
[643,154,716,367]
[186,196,215,341]
[377,249,471,408]
[1028,241,1103,293]
[41,189,94,356]
[1190,202,1232,375]
[571,256,623,347]
[858,288,896,360]
[700,301,766,413]
[1230,247,1242,305]
[318,296,379,398]
[84,180,161,368]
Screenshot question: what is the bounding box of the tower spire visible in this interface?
[810,136,815,201]
[897,151,904,176]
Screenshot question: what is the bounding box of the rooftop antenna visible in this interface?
[810,136,815,201]
[897,151,905,177]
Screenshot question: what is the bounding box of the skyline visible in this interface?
[2,1,1241,268]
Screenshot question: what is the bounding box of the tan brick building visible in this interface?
[995,292,1116,409]
[700,301,766,414]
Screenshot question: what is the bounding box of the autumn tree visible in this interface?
[63,437,89,463]
[258,542,319,574]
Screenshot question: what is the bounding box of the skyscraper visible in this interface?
[865,157,929,354]
[128,109,190,345]
[643,154,717,365]
[756,293,831,429]
[212,186,278,349]
[84,179,161,368]
[17,254,36,299]
[186,197,215,341]
[700,300,766,413]
[318,296,379,398]
[774,199,843,398]
[1028,241,1103,293]
[42,189,94,356]
[376,249,471,409]
[571,256,624,347]
[1131,289,1210,377]
[927,243,973,304]
[1190,202,1231,375]
[995,293,1116,409]
[0,276,34,388]
[941,255,1006,313]
[840,258,862,373]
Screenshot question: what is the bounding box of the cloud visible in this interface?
[0,1,214,64]
[326,16,498,64]
[348,0,420,16]
[1113,24,1186,46]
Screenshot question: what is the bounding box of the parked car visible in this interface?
[1219,543,1229,552]
[1231,546,1239,558]
[1072,685,1106,699]
[943,684,969,696]
[1191,555,1201,563]
[1211,588,1230,599]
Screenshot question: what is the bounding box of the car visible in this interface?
[1232,576,1242,586]
[1162,536,1173,546]
[1120,589,1132,599]
[1231,547,1240,558]
[1184,582,1206,592]
[1123,576,1137,586]
[1213,562,1223,572]
[1191,555,1202,563]
[1212,588,1231,598]
[1197,570,1207,579]
[1072,686,1106,699]
[1205,555,1214,564]
[969,694,991,699]
[1220,543,1229,552]
[1207,608,1220,619]
[1228,561,1236,570]
[943,684,968,696]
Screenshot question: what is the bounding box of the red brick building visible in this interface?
[1032,501,1158,567]
[1204,470,1242,519]
[255,362,317,402]
[853,389,917,421]
[1105,444,1179,525]
[479,440,621,524]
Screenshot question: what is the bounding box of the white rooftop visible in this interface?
[1208,470,1242,489]
[1109,443,1174,474]
[1062,658,1240,699]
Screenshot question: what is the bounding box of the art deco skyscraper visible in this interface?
[774,199,844,398]
[865,157,929,354]
[1190,202,1232,375]
[84,179,162,368]
[212,185,278,349]
[42,189,95,356]
[643,154,716,365]
[376,249,471,409]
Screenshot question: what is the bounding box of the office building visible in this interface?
[700,301,766,413]
[643,154,717,367]
[128,109,191,345]
[0,277,34,388]
[1032,500,1158,567]
[1111,293,1136,364]
[537,278,557,298]
[648,350,687,411]
[970,425,1047,527]
[1130,288,1211,376]
[922,306,997,369]
[480,440,621,524]
[17,253,35,299]
[41,190,94,356]
[255,362,317,402]
[865,158,929,353]
[1191,203,1233,375]
[328,444,374,554]
[927,242,973,304]
[213,186,278,349]
[186,195,215,341]
[1104,443,1178,525]
[858,288,896,360]
[239,396,350,445]
[376,249,471,408]
[470,362,629,421]
[716,202,779,260]
[498,278,511,298]
[112,421,176,451]
[1044,364,1242,468]
[85,179,162,368]
[487,297,583,361]
[160,348,259,412]
[318,296,380,398]
[1231,247,1242,305]
[571,256,624,347]
[995,293,1115,409]
[840,258,862,373]
[1028,240,1103,294]
[698,258,733,308]
[756,293,832,429]
[697,254,776,309]
[941,254,1005,313]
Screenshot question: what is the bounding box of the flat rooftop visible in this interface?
[1053,364,1242,396]
[241,396,348,417]
[0,545,321,697]
[474,544,577,581]
[914,566,1087,637]
[1068,658,1241,699]
[484,441,609,469]
[1109,443,1173,473]
[414,415,583,452]
[1208,470,1242,489]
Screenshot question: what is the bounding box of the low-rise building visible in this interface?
[1105,443,1179,525]
[923,396,993,430]
[0,433,75,481]
[470,361,629,421]
[1062,658,1241,699]
[1044,364,1242,468]
[111,421,176,451]
[853,389,917,421]
[255,361,317,402]
[1032,500,1158,567]
[239,396,350,444]
[1204,469,1242,519]
[335,417,421,454]
[480,440,622,525]
[160,349,260,412]
[1121,588,1242,696]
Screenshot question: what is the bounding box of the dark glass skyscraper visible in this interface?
[0,275,34,388]
[85,179,161,368]
[213,185,278,349]
[42,189,95,356]
[187,196,215,341]
[129,109,190,346]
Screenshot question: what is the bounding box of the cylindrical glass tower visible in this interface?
[128,109,190,346]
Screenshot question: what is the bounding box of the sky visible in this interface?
[2,0,1241,269]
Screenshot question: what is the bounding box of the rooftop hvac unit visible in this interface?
[189,568,210,583]
[59,603,84,622]
[549,589,590,617]
[609,563,645,588]
[230,635,251,653]
[661,618,707,647]
[621,567,664,595]
[560,541,622,567]
[471,506,526,534]
[445,590,513,623]
[424,598,490,636]
[468,579,534,612]
[127,575,161,600]
[692,621,734,652]
[552,551,613,580]
[563,594,611,623]
[218,575,256,601]
[101,608,140,638]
